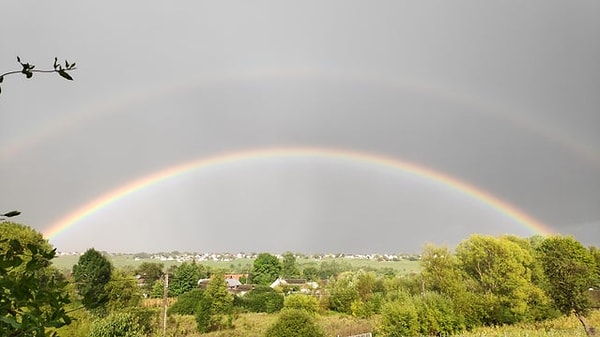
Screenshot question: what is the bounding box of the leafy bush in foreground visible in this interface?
[264,309,324,337]
[88,311,144,337]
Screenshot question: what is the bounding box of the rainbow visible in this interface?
[44,146,555,240]
[4,68,599,169]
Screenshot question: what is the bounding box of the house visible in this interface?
[270,277,319,294]
[197,275,253,295]
[225,278,242,289]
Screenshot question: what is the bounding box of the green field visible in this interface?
[52,254,421,275]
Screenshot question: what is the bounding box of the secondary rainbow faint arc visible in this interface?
[44,147,554,240]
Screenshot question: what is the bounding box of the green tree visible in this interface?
[233,286,283,313]
[589,246,600,287]
[326,272,359,314]
[195,271,234,333]
[264,309,324,337]
[420,244,484,328]
[73,248,113,311]
[349,270,382,318]
[455,235,546,325]
[318,260,351,279]
[538,236,597,336]
[1,57,76,95]
[281,252,300,278]
[421,244,464,295]
[134,262,163,296]
[0,222,72,337]
[168,262,207,296]
[250,253,281,286]
[105,269,142,311]
[149,280,164,299]
[301,265,319,281]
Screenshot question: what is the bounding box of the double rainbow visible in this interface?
[44,146,554,240]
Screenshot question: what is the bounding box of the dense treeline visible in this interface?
[1,221,599,336]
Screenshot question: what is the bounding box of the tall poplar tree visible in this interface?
[538,236,597,336]
[281,252,300,278]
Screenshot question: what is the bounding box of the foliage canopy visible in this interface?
[250,253,281,286]
[0,222,71,337]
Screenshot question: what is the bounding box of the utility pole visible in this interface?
[162,272,169,337]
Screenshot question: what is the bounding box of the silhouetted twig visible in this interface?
[0,56,76,94]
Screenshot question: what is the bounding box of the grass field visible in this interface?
[52,254,421,275]
[157,309,600,337]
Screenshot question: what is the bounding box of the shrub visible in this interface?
[414,292,465,336]
[264,309,324,337]
[168,289,204,315]
[234,286,284,313]
[327,273,359,314]
[283,294,320,314]
[351,299,375,318]
[87,311,144,337]
[124,307,158,335]
[378,300,419,337]
[378,293,465,337]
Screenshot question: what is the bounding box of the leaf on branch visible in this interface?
[26,243,39,255]
[0,316,21,329]
[58,70,73,80]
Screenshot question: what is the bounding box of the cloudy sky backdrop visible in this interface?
[1,1,599,253]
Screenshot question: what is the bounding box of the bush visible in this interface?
[234,286,284,313]
[168,289,204,315]
[378,300,419,337]
[124,307,159,335]
[194,296,233,333]
[87,311,144,337]
[351,299,376,318]
[327,273,359,314]
[378,293,465,337]
[414,292,465,336]
[284,294,320,314]
[264,309,324,337]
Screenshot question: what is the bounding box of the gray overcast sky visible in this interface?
[1,1,599,253]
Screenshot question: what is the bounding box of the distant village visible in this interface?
[56,251,422,262]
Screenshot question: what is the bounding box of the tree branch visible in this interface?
[0,57,76,95]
